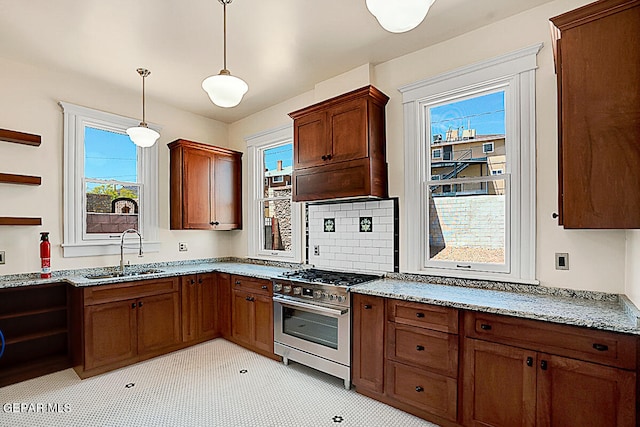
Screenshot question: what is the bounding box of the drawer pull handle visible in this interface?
[261,285,268,290]
[526,356,533,367]
[246,296,255,302]
[415,312,425,318]
[416,345,425,351]
[364,304,372,309]
[210,221,219,226]
[480,324,492,331]
[540,360,548,370]
[592,343,608,352]
[415,386,424,392]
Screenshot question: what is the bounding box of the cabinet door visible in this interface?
[537,353,636,427]
[329,98,368,163]
[84,299,137,370]
[197,273,218,340]
[182,147,213,229]
[217,273,232,339]
[181,275,198,342]
[212,153,242,230]
[137,293,181,356]
[252,294,273,354]
[463,338,536,427]
[294,110,328,169]
[231,289,253,347]
[352,293,385,393]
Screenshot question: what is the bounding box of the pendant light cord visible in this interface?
[223,0,227,71]
[141,73,146,125]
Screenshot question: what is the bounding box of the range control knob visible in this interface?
[329,294,338,301]
[321,291,329,300]
[283,285,292,294]
[273,283,282,292]
[293,287,302,295]
[337,295,346,303]
[313,290,322,299]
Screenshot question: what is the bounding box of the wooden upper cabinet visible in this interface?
[289,85,389,202]
[168,139,242,230]
[550,0,640,228]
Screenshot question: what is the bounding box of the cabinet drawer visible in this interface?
[386,361,457,421]
[83,277,179,306]
[464,311,637,370]
[231,275,272,296]
[387,299,458,334]
[387,323,458,377]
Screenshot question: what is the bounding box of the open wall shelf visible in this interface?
[0,173,41,186]
[0,217,42,226]
[0,128,41,146]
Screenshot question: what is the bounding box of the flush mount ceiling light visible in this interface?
[202,0,248,108]
[366,0,436,33]
[126,68,160,148]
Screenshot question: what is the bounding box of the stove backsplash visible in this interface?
[307,198,398,273]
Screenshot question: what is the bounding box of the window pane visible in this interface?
[428,179,506,265]
[262,200,292,251]
[84,127,137,182]
[263,144,292,195]
[85,182,139,234]
[429,92,505,180]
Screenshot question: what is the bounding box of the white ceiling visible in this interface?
[0,0,554,124]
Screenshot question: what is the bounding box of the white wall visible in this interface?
[0,56,236,275]
[230,0,629,294]
[626,230,640,307]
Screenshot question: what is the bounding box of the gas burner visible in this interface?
[279,268,380,287]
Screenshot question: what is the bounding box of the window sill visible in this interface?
[62,241,161,258]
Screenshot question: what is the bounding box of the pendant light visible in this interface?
[202,0,248,108]
[126,68,160,148]
[366,0,436,33]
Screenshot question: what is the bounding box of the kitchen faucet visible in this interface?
[120,228,143,275]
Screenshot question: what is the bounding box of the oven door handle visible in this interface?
[273,296,348,317]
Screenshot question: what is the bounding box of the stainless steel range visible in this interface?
[272,268,380,389]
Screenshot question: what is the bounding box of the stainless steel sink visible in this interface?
[85,269,163,280]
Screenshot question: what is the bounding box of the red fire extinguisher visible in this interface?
[40,232,51,279]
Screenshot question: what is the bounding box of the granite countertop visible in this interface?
[1,258,639,335]
[351,277,640,335]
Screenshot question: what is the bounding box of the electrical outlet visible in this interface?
[555,252,569,270]
[313,245,320,256]
[0,251,5,264]
[179,242,188,252]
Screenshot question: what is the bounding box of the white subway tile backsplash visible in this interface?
[308,199,396,273]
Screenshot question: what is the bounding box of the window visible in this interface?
[400,44,540,283]
[60,102,160,257]
[432,149,442,159]
[246,125,303,261]
[483,142,495,153]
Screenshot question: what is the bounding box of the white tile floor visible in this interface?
[0,339,437,427]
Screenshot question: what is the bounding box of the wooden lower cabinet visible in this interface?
[181,273,218,343]
[229,274,276,358]
[352,293,385,393]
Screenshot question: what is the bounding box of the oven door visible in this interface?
[273,296,350,366]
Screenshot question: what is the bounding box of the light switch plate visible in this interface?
[0,251,5,264]
[555,252,569,270]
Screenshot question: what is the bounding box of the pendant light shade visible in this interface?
[202,0,248,108]
[127,68,160,147]
[366,0,436,33]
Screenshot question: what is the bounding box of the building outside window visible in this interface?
[60,102,159,257]
[401,45,540,283]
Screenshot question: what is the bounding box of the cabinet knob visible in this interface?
[416,345,425,351]
[415,386,424,392]
[326,154,332,160]
[364,304,372,310]
[199,279,203,284]
[131,302,136,309]
[592,343,609,352]
[261,285,268,290]
[138,301,143,308]
[246,296,255,302]
[321,155,327,161]
[526,356,533,367]
[540,360,548,370]
[190,279,195,285]
[415,312,425,318]
[480,323,492,331]
[552,212,559,219]
[235,280,241,285]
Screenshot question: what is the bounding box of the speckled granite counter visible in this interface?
[2,259,639,335]
[351,277,640,335]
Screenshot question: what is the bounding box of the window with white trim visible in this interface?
[246,125,303,261]
[60,102,160,257]
[400,44,540,283]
